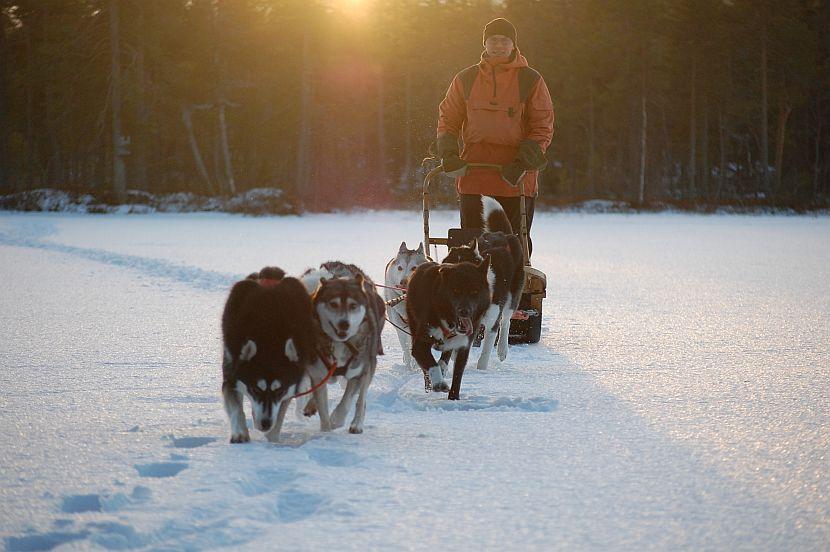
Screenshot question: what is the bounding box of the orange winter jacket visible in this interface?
[437,50,554,197]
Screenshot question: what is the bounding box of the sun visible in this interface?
[332,0,371,21]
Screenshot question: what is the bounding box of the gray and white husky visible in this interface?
[383,242,427,369]
[299,262,385,434]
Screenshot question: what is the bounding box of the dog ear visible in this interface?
[416,242,424,254]
[477,254,491,273]
[312,276,328,299]
[354,273,367,295]
[399,241,408,253]
[239,339,257,361]
[284,338,300,363]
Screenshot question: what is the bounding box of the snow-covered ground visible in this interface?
[0,211,828,551]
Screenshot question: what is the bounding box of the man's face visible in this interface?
[485,35,514,58]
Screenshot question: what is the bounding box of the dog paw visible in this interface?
[230,433,250,444]
[497,347,508,362]
[348,426,363,434]
[303,403,318,417]
[448,391,460,400]
[431,381,450,393]
[329,415,346,430]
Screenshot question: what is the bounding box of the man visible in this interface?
[436,18,554,256]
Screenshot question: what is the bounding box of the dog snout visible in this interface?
[457,307,471,318]
[337,320,349,331]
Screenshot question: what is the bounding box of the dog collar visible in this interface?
[440,321,458,339]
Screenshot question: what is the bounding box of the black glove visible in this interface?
[516,140,548,171]
[436,133,467,177]
[501,162,526,187]
[441,153,468,178]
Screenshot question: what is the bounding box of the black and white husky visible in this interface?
[431,239,483,377]
[406,256,491,400]
[221,268,315,443]
[438,197,523,369]
[383,242,427,368]
[300,262,385,434]
[474,196,525,369]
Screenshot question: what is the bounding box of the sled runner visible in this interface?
[421,163,546,344]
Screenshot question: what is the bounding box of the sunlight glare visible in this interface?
[334,0,371,21]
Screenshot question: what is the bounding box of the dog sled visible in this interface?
[421,163,546,344]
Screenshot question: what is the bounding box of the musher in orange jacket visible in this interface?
[437,18,554,256]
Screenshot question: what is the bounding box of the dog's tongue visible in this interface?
[458,317,473,336]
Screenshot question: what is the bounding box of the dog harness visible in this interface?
[287,341,358,400]
[327,341,359,377]
[440,322,459,340]
[430,320,464,347]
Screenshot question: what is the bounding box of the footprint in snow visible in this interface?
[400,392,558,412]
[276,488,326,523]
[85,521,147,549]
[437,395,558,412]
[5,530,90,552]
[8,522,148,551]
[131,485,152,501]
[59,485,152,515]
[270,431,324,448]
[236,467,301,497]
[307,448,362,468]
[61,494,103,513]
[134,462,188,478]
[169,436,216,449]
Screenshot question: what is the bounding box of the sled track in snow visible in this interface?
[0,218,560,414]
[0,219,239,293]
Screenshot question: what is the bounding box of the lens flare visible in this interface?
[334,0,371,21]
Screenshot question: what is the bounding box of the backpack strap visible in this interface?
[458,64,480,100]
[459,64,540,104]
[517,66,541,104]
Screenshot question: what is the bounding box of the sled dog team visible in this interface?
[222,197,525,443]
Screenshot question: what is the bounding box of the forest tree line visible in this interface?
[0,0,828,210]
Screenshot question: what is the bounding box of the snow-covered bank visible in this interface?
[0,188,295,216]
[2,188,827,216]
[1,212,828,550]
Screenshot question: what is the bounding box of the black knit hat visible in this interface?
[483,18,517,47]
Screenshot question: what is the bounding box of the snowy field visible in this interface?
[0,210,828,551]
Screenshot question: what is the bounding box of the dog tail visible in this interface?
[482,196,513,234]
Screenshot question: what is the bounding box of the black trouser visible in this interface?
[459,194,535,258]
